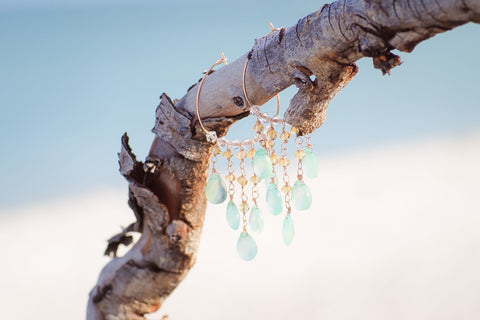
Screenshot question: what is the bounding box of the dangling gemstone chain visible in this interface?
[199,53,319,261]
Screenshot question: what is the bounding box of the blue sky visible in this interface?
[0,1,479,209]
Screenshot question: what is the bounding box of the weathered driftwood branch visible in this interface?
[88,0,479,319]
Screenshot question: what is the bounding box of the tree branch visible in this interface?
[87,0,479,319]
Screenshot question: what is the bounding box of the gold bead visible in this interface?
[254,122,264,133]
[247,148,256,159]
[290,126,299,135]
[225,173,236,182]
[278,157,291,166]
[237,176,248,186]
[267,140,275,148]
[271,153,279,165]
[281,185,292,193]
[280,131,291,140]
[267,127,278,139]
[236,150,247,160]
[250,175,261,184]
[295,150,306,160]
[238,202,249,213]
[222,150,233,159]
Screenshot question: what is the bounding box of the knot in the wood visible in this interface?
[232,96,245,108]
[167,220,189,246]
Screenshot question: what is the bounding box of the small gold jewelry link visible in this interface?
[280,123,292,213]
[251,181,259,205]
[238,146,250,231]
[285,192,292,214]
[295,136,304,181]
[305,134,313,150]
[225,149,235,200]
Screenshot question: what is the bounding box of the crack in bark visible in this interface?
[393,0,403,25]
[278,27,286,43]
[328,4,335,34]
[338,0,354,44]
[433,0,449,14]
[295,20,304,47]
[127,259,184,275]
[263,39,273,73]
[459,0,470,12]
[93,284,112,304]
[407,0,422,21]
[418,0,445,23]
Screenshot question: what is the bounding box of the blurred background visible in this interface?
[0,0,479,319]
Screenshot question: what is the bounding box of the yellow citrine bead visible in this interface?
[238,202,250,213]
[247,148,256,159]
[267,140,275,148]
[250,175,261,184]
[271,153,279,165]
[281,185,292,193]
[290,126,299,135]
[214,147,222,155]
[223,150,233,159]
[278,157,291,166]
[225,173,236,182]
[237,176,248,186]
[267,127,278,139]
[280,131,290,141]
[295,150,306,160]
[236,150,247,160]
[254,122,264,133]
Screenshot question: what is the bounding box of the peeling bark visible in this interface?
[88,0,479,319]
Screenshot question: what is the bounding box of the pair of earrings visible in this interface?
[198,54,319,261]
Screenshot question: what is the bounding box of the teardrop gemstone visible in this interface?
[291,180,312,210]
[236,231,258,261]
[253,149,273,179]
[282,215,295,246]
[266,182,283,215]
[248,204,264,235]
[303,148,319,179]
[206,173,227,204]
[226,200,240,230]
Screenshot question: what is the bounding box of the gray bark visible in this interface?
[87,0,480,319]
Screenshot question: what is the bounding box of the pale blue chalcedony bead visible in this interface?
[303,148,319,179]
[266,182,282,215]
[283,214,295,246]
[226,200,240,230]
[253,149,274,179]
[237,231,258,261]
[205,173,227,204]
[248,204,264,235]
[291,180,312,210]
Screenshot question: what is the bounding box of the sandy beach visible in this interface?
[1,131,479,320]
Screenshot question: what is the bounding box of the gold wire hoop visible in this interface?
[195,52,228,137]
[242,56,281,118]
